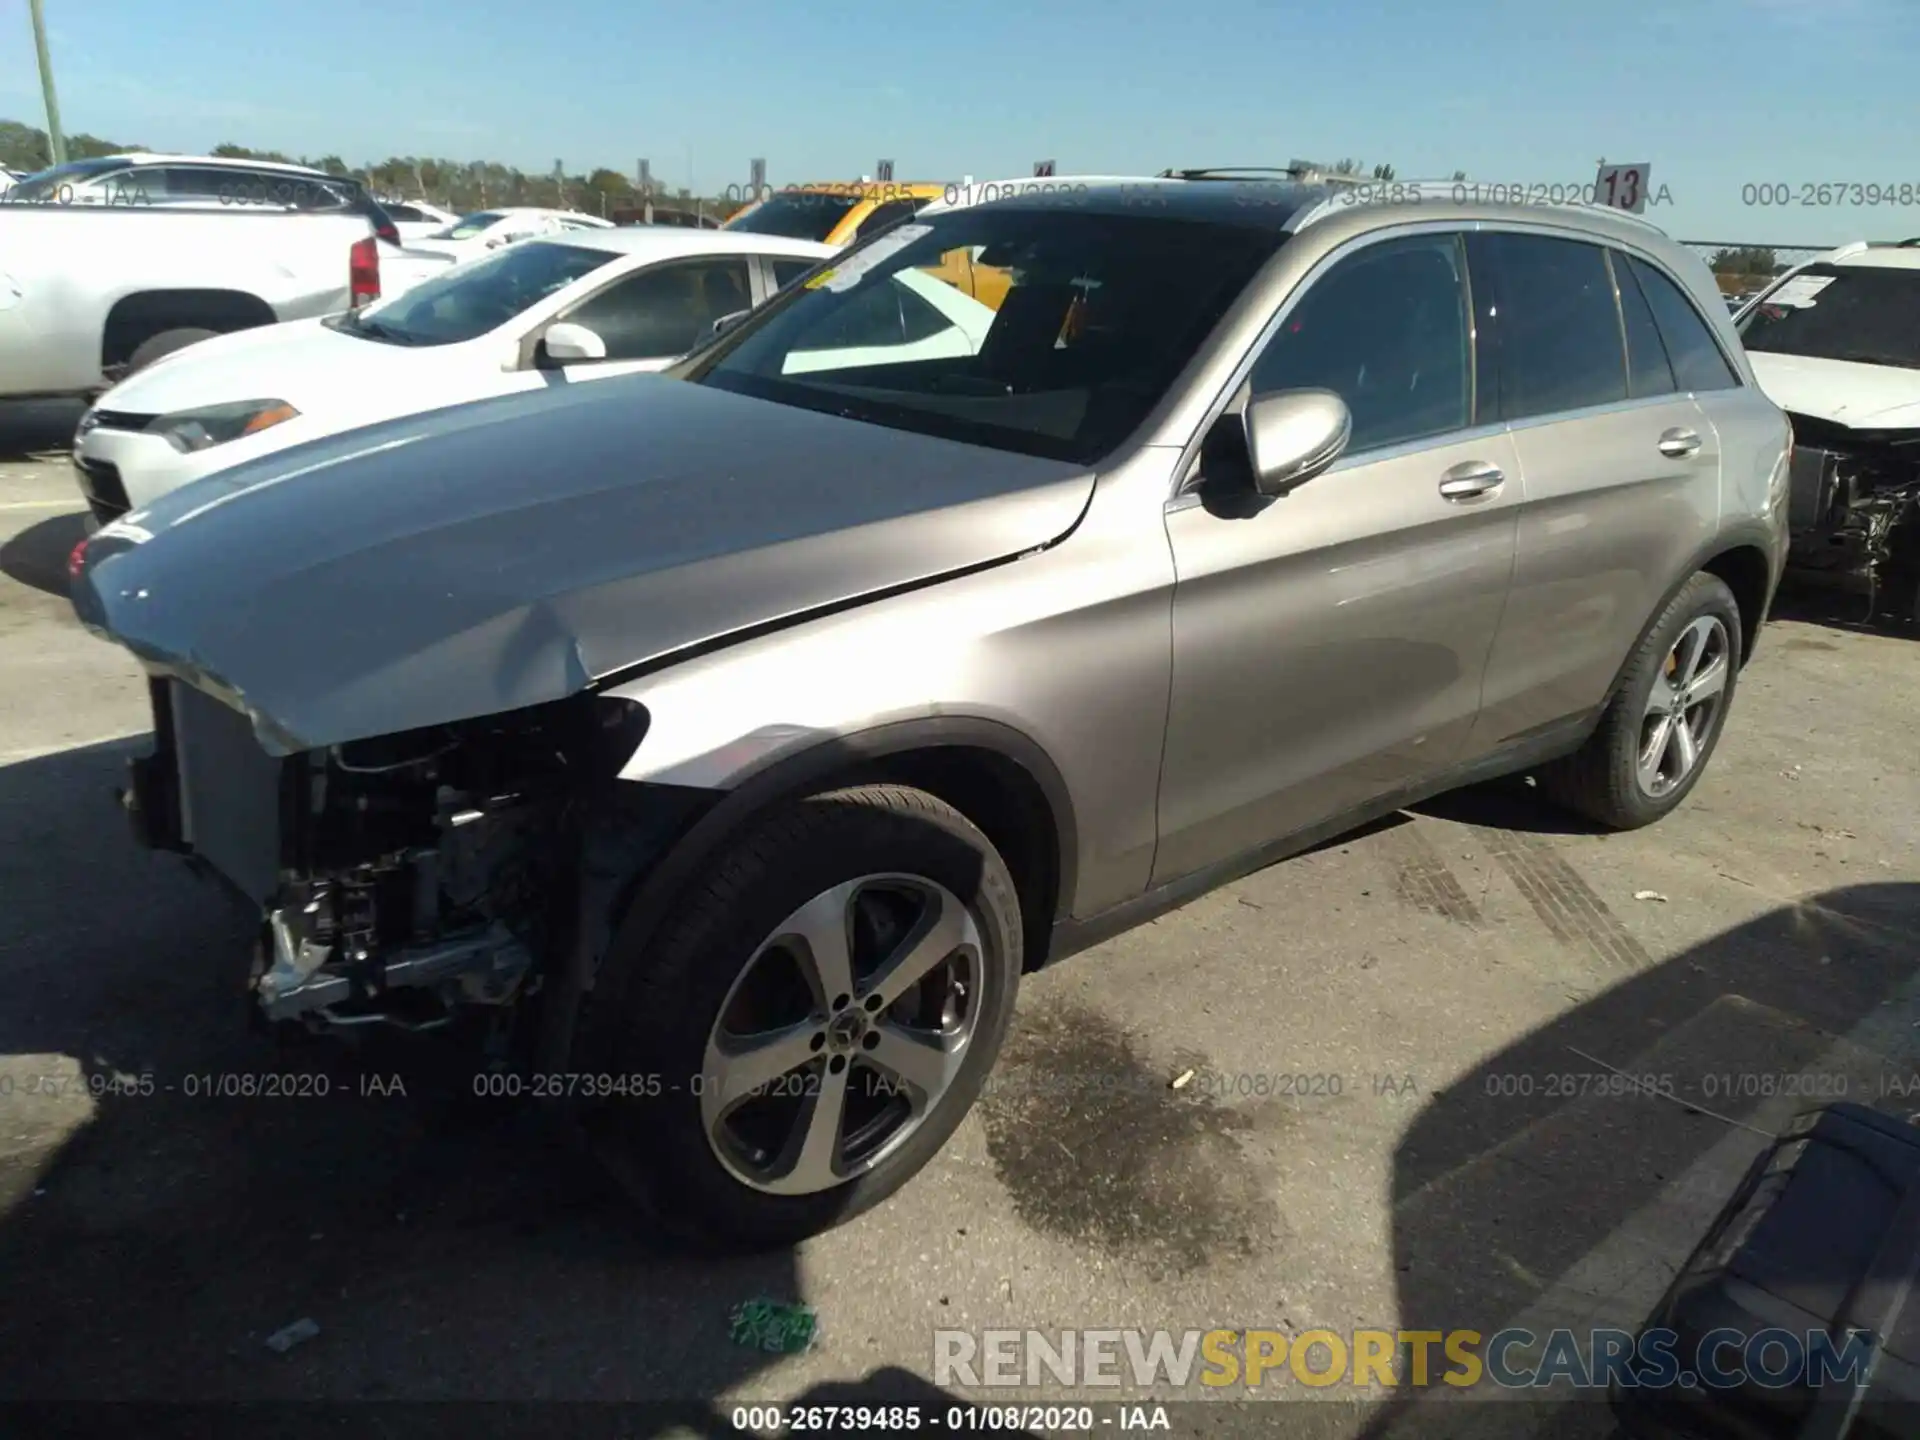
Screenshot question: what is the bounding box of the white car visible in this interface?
[1735,238,1920,617]
[378,198,459,242]
[407,207,615,263]
[3,151,455,301]
[71,226,998,521]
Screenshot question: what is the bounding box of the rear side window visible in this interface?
[1613,253,1676,398]
[1481,233,1626,420]
[1628,257,1740,392]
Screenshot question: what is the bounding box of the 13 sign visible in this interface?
[1594,162,1651,214]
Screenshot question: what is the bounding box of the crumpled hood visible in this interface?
[72,375,1094,753]
[1748,351,1920,431]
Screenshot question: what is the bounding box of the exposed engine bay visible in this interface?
[123,677,671,1042]
[1784,411,1920,621]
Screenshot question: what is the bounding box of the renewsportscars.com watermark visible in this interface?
[934,1327,1872,1392]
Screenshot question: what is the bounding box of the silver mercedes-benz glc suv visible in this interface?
[71,176,1791,1248]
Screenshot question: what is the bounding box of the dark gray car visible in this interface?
[71,178,1791,1248]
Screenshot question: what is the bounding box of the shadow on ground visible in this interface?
[1768,576,1918,639]
[0,510,85,596]
[1362,881,1920,1439]
[0,737,806,1417]
[0,400,83,461]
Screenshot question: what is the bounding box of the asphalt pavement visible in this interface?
[1,399,1916,1438]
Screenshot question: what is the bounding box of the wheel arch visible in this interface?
[598,717,1078,1005]
[1603,530,1779,709]
[101,289,277,371]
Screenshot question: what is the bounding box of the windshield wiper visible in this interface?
[337,310,415,344]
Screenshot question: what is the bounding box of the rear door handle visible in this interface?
[1438,461,1506,501]
[1658,427,1703,458]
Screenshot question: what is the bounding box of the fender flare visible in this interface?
[1601,524,1780,707]
[574,715,1079,1060]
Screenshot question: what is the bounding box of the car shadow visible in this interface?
[0,510,86,597]
[1411,773,1609,838]
[0,736,808,1412]
[0,399,83,461]
[1361,881,1920,1438]
[1768,577,1918,638]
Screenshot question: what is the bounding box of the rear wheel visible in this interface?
[125,327,219,375]
[587,783,1022,1250]
[1541,571,1742,829]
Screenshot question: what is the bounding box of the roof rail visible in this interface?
[1285,178,1672,235]
[1158,166,1307,179]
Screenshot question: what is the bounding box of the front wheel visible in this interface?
[1541,571,1743,829]
[587,783,1023,1251]
[124,327,219,376]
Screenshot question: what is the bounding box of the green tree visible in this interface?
[211,142,293,163]
[1710,246,1778,279]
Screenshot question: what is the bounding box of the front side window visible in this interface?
[1632,258,1740,390]
[336,239,615,347]
[1249,233,1472,454]
[558,258,754,359]
[686,208,1284,464]
[1482,233,1628,421]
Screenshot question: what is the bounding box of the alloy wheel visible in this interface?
[699,874,984,1195]
[1637,614,1730,798]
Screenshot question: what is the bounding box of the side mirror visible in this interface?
[1243,388,1351,496]
[542,322,607,364]
[710,308,751,336]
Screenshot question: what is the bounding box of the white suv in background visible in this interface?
[407,207,615,262]
[379,198,459,242]
[1736,240,1920,620]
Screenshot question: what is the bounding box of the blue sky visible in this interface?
[2,0,1916,244]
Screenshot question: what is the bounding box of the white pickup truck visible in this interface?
[0,205,409,401]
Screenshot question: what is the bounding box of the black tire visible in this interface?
[125,327,219,375]
[1540,571,1743,830]
[586,783,1022,1251]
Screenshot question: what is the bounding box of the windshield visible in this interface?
[1739,263,1920,370]
[685,207,1283,464]
[5,157,130,202]
[339,239,615,347]
[723,192,863,241]
[432,210,508,241]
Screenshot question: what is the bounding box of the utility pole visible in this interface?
[28,0,67,166]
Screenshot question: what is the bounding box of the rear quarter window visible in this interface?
[1629,257,1740,392]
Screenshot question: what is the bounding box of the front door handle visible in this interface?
[1658,427,1703,458]
[1438,460,1506,501]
